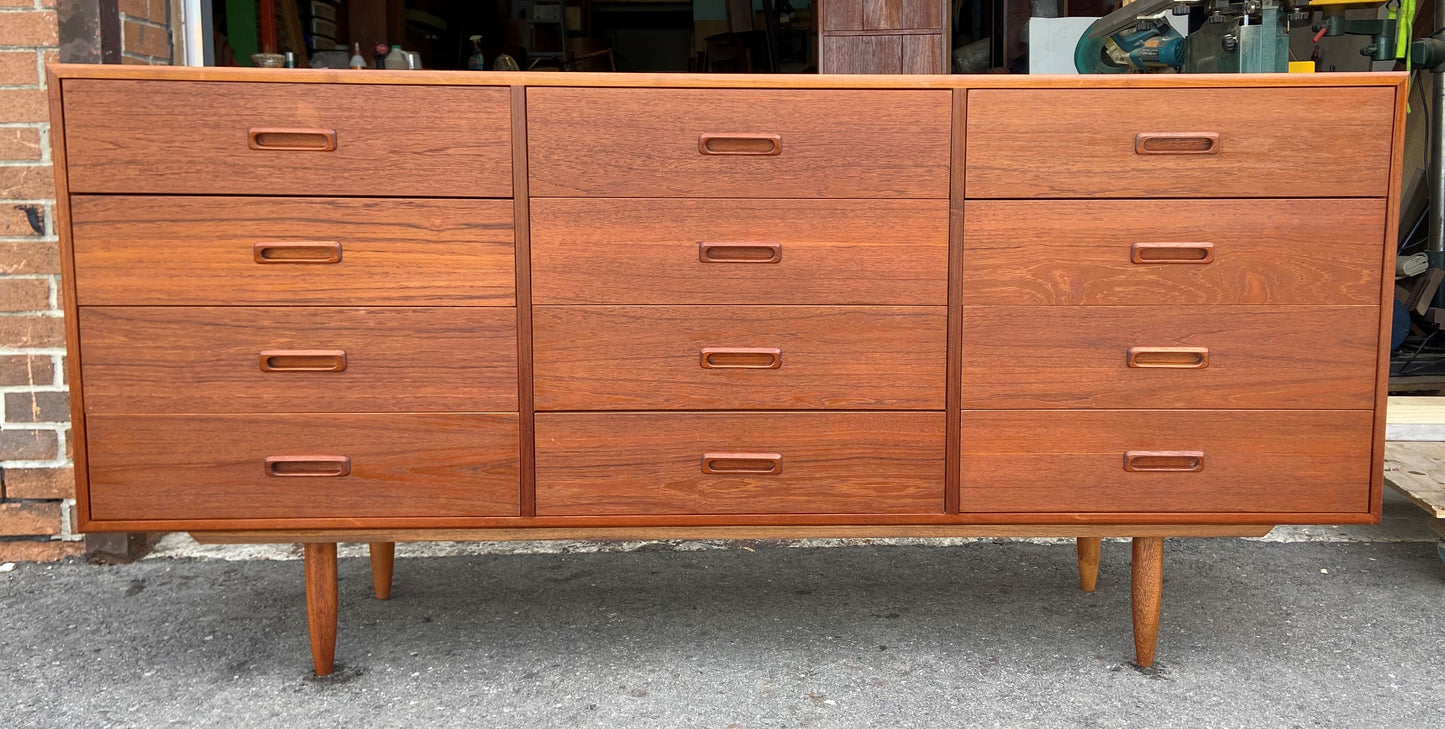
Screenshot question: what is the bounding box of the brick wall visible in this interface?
[119,0,172,64]
[0,0,173,561]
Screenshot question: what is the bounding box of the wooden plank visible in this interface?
[1373,80,1412,521]
[189,524,1276,544]
[1386,396,1445,424]
[512,85,536,518]
[1383,442,1445,518]
[47,71,91,528]
[45,64,1407,90]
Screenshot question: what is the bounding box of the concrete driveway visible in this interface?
[1,531,1441,729]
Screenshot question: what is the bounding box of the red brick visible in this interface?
[2,466,71,499]
[0,204,45,237]
[4,391,66,422]
[0,241,59,274]
[119,0,149,17]
[0,315,64,347]
[0,11,59,46]
[0,278,49,311]
[0,0,42,9]
[122,19,170,60]
[151,0,171,23]
[0,88,47,125]
[0,501,60,536]
[0,127,43,161]
[0,50,38,86]
[0,428,57,460]
[0,165,54,199]
[0,355,53,386]
[0,539,82,562]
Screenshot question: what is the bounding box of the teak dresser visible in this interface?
[45,65,1406,675]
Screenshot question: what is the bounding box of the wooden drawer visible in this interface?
[80,307,517,413]
[960,410,1373,514]
[61,80,512,197]
[86,413,519,521]
[533,306,946,410]
[527,88,950,198]
[531,198,949,305]
[536,412,945,515]
[960,306,1378,409]
[965,87,1396,198]
[963,199,1385,306]
[71,196,516,306]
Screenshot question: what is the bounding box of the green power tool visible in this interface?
[1075,0,1294,74]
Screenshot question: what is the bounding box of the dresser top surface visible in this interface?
[46,64,1406,91]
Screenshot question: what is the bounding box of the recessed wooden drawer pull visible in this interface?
[698,242,782,264]
[248,127,338,152]
[698,133,782,156]
[701,452,782,474]
[1127,346,1209,369]
[1130,242,1214,264]
[699,347,782,369]
[259,350,348,372]
[1135,132,1219,155]
[1123,450,1204,473]
[263,455,352,477]
[253,241,343,264]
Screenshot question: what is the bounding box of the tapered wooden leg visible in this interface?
[370,542,395,600]
[1131,537,1163,668]
[303,543,338,677]
[1076,537,1101,592]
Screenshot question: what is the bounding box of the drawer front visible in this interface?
[536,412,945,515]
[960,410,1373,513]
[965,87,1395,198]
[963,199,1386,306]
[527,88,951,198]
[71,196,516,306]
[87,413,520,521]
[80,307,518,413]
[960,306,1378,409]
[531,198,949,305]
[534,306,947,410]
[61,80,512,197]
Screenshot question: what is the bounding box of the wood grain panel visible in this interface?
[960,410,1373,513]
[70,196,515,306]
[960,306,1378,409]
[820,33,895,74]
[62,80,512,197]
[899,0,944,28]
[48,63,1406,91]
[965,87,1395,198]
[80,307,518,413]
[863,0,902,29]
[87,413,519,521]
[902,33,946,74]
[536,412,944,515]
[962,199,1385,305]
[822,34,902,74]
[530,198,948,304]
[527,88,950,198]
[534,306,947,410]
[821,0,864,30]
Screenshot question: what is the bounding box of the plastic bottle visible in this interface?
[348,42,366,70]
[384,45,408,70]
